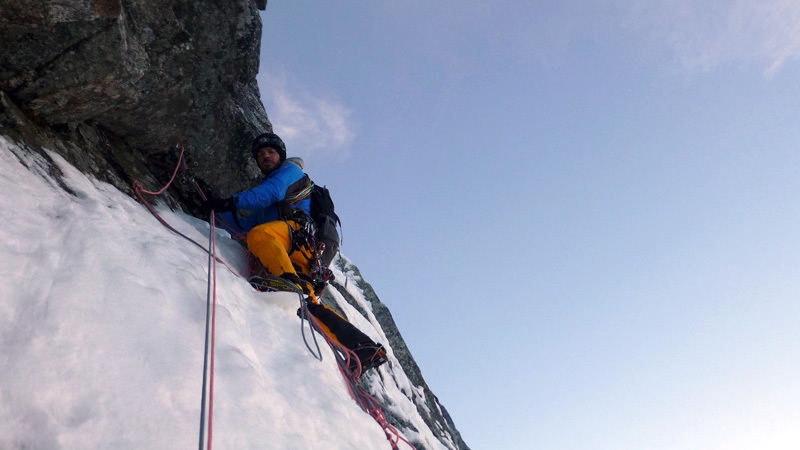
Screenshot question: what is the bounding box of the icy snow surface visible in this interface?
[0,136,449,450]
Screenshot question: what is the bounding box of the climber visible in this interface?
[202,132,387,373]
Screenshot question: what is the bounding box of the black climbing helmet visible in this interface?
[250,133,286,161]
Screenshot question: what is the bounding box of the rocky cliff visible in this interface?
[1,1,469,449]
[1,0,268,202]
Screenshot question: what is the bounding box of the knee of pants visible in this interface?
[247,221,292,251]
[247,221,294,273]
[246,220,314,275]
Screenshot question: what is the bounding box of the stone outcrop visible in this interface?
[0,0,270,200]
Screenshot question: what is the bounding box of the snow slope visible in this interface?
[0,136,450,449]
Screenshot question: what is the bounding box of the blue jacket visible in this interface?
[216,162,311,236]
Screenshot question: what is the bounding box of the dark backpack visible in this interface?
[309,183,340,267]
[282,174,341,267]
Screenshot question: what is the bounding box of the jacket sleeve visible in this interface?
[232,163,303,210]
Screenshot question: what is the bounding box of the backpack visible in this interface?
[309,183,340,267]
[282,173,340,267]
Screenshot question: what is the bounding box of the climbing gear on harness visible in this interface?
[276,201,334,294]
[277,173,340,290]
[282,175,341,267]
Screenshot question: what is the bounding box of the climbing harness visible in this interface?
[279,175,337,289]
[284,212,334,291]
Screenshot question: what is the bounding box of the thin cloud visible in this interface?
[622,0,800,76]
[256,71,354,159]
[753,0,800,76]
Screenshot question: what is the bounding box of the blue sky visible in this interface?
[256,2,800,449]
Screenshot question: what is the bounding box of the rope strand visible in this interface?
[198,211,219,450]
[128,142,219,450]
[298,294,324,361]
[131,145,235,275]
[299,298,416,450]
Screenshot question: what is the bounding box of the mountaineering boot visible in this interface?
[296,271,326,297]
[352,343,388,373]
[248,274,304,293]
[280,272,316,298]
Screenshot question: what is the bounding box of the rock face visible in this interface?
[0,0,269,199]
[1,1,471,449]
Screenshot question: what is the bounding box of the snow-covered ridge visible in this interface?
[0,136,453,449]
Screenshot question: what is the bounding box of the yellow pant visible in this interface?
[247,220,377,353]
[247,220,315,296]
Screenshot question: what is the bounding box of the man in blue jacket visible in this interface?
[204,132,315,294]
[203,132,387,374]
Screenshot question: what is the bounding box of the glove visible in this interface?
[201,197,236,214]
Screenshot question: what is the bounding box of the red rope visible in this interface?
[206,212,219,450]
[131,145,236,275]
[128,142,220,449]
[304,313,416,450]
[135,142,187,196]
[196,210,220,450]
